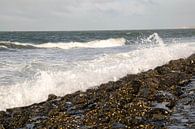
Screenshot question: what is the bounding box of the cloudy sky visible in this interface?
[0,0,195,31]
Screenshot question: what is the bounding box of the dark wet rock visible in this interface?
[67,109,84,116]
[47,94,57,101]
[155,65,171,74]
[178,79,191,86]
[138,85,149,98]
[148,107,170,121]
[112,123,127,129]
[154,91,176,109]
[167,76,195,128]
[0,54,194,129]
[0,111,6,119]
[130,80,142,94]
[80,125,96,129]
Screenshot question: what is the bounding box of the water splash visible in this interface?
[146,33,165,47]
[0,38,194,110]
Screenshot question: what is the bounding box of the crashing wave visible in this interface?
[0,38,126,50]
[0,33,194,110]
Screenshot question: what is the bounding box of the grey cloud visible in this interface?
[0,0,194,31]
[0,0,154,18]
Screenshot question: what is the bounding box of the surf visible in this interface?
[0,33,194,110]
[0,38,126,50]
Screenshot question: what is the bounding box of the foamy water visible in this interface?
[0,38,126,49]
[0,31,194,111]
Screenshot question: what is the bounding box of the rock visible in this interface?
[148,107,170,121]
[47,94,57,101]
[81,103,97,111]
[0,125,4,129]
[112,123,126,129]
[80,125,95,129]
[66,106,84,116]
[48,108,60,116]
[26,123,35,129]
[138,85,149,98]
[65,101,73,108]
[155,66,171,75]
[154,91,176,109]
[131,80,142,94]
[178,79,191,86]
[0,111,6,118]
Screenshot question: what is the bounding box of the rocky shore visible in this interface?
[0,54,194,129]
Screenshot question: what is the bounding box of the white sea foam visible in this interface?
[36,38,126,49]
[0,38,126,49]
[146,33,165,47]
[0,34,194,110]
[0,45,8,49]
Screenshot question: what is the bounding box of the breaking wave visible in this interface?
[0,38,126,50]
[0,33,194,110]
[0,45,8,51]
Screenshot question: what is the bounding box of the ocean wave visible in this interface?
[0,45,8,51]
[0,42,36,49]
[0,39,194,110]
[0,38,126,50]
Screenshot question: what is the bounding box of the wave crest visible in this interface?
[0,38,126,50]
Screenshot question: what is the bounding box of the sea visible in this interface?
[0,29,195,111]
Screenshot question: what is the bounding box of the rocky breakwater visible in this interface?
[0,54,195,129]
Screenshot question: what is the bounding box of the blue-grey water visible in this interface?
[0,29,194,111]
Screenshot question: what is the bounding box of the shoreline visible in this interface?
[0,54,194,129]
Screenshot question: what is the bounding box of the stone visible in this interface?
[112,123,126,129]
[0,125,4,129]
[47,94,57,101]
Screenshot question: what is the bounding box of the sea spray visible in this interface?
[0,33,194,110]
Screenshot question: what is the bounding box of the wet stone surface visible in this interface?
[0,54,194,129]
[167,77,195,129]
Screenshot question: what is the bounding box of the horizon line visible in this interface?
[0,27,195,32]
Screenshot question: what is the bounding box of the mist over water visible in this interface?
[0,29,195,110]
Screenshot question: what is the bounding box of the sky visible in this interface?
[0,0,195,31]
